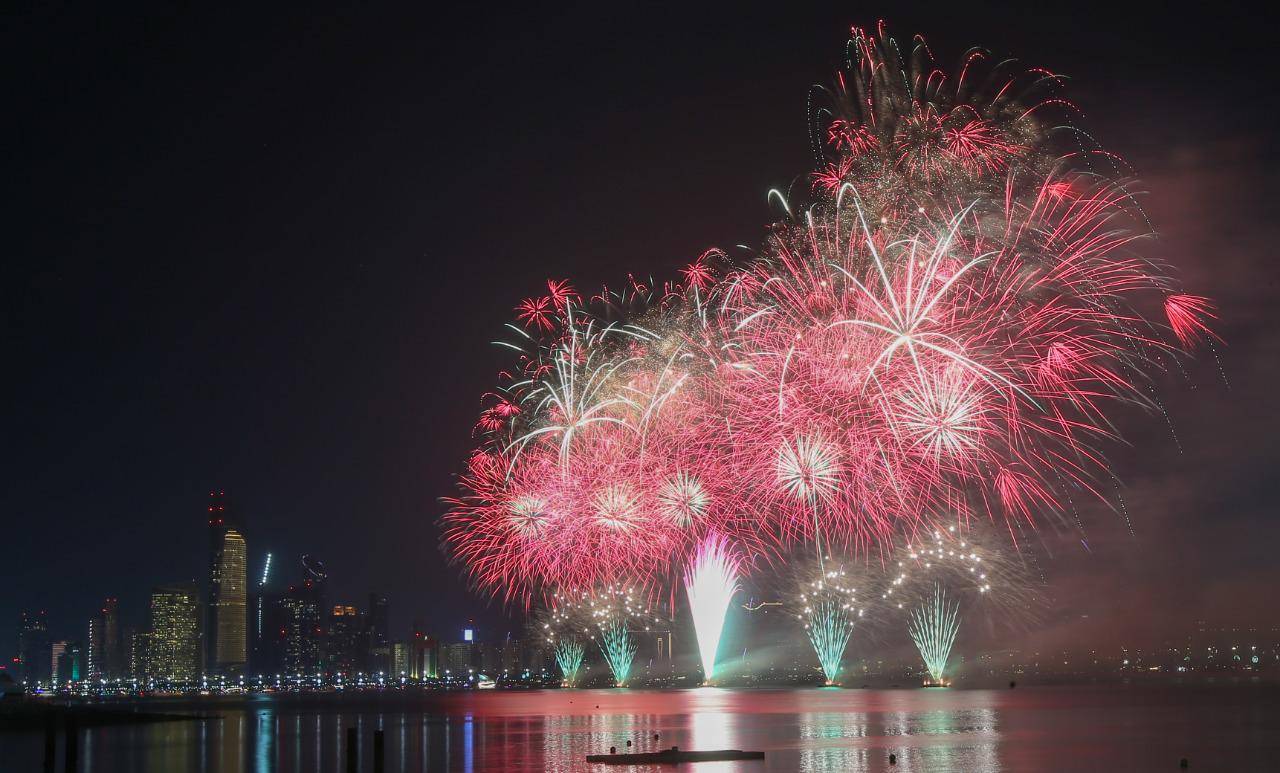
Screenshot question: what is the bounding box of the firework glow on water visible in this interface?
[441,21,1218,681]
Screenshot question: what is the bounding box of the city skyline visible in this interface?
[4,3,1278,664]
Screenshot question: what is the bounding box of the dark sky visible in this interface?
[4,2,1276,651]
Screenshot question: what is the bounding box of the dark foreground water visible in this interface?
[2,685,1277,772]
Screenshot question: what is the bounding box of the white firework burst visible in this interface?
[594,484,640,531]
[777,434,841,501]
[894,367,989,460]
[657,472,709,527]
[506,495,549,537]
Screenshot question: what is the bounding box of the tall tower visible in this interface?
[101,597,122,680]
[207,491,247,675]
[215,530,248,673]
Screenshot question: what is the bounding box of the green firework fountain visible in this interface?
[908,583,961,685]
[805,597,854,684]
[554,638,584,686]
[597,619,636,687]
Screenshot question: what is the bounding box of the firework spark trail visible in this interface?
[909,583,962,684]
[684,535,743,683]
[598,619,637,687]
[805,596,854,685]
[554,638,585,687]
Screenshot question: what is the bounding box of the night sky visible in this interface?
[4,2,1276,652]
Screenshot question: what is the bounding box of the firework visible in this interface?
[535,584,666,688]
[684,535,743,683]
[805,596,855,685]
[908,583,962,685]
[553,638,585,687]
[598,618,637,687]
[790,555,873,685]
[441,23,1217,658]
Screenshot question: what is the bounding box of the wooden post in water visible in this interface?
[64,719,77,773]
[373,729,385,773]
[43,716,56,773]
[346,727,359,773]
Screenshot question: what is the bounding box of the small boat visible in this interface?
[586,747,764,765]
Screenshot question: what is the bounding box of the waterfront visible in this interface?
[2,684,1277,771]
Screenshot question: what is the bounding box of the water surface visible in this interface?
[2,685,1276,771]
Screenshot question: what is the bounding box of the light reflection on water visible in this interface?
[1,685,1276,772]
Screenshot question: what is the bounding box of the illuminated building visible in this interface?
[443,642,474,675]
[214,530,248,674]
[87,616,101,680]
[501,638,522,673]
[281,558,327,675]
[392,642,410,676]
[50,641,68,683]
[55,641,83,684]
[207,491,248,675]
[326,604,365,674]
[409,630,439,679]
[123,627,144,679]
[86,598,122,680]
[251,552,284,675]
[147,584,201,681]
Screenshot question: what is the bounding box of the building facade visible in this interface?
[147,584,201,681]
[17,610,51,685]
[207,492,247,675]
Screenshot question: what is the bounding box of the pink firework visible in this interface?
[441,22,1218,609]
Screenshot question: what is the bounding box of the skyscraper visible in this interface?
[281,581,323,675]
[367,593,390,648]
[55,641,83,684]
[214,530,248,673]
[50,640,68,684]
[17,610,51,685]
[207,491,247,675]
[87,616,101,680]
[280,558,328,675]
[147,584,201,681]
[100,597,122,680]
[251,552,283,675]
[326,604,364,675]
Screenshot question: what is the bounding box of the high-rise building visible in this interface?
[281,563,326,675]
[122,626,142,680]
[251,552,284,676]
[206,492,247,675]
[101,598,122,679]
[443,642,474,676]
[326,604,365,675]
[213,530,248,674]
[367,593,390,648]
[17,610,51,685]
[147,584,201,682]
[501,637,522,674]
[50,641,68,684]
[128,630,150,681]
[391,642,410,676]
[55,641,83,684]
[87,616,102,680]
[409,632,439,679]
